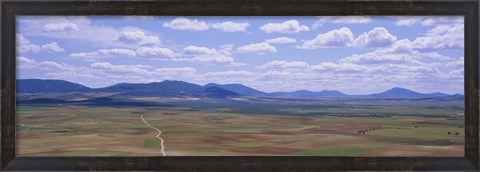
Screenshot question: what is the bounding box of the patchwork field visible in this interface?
[17,103,464,156]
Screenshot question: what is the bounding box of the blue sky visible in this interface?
[16,16,464,94]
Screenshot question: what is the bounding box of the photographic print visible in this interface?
[16,16,464,157]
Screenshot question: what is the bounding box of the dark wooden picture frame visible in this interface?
[1,0,479,171]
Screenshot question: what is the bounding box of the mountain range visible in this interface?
[16,79,463,99]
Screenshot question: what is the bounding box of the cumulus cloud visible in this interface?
[299,27,354,49]
[353,27,397,48]
[17,34,31,44]
[310,62,369,72]
[258,61,309,70]
[20,16,124,48]
[391,16,423,26]
[152,67,197,76]
[40,42,65,52]
[236,42,277,54]
[163,18,250,32]
[163,17,210,31]
[411,23,464,52]
[210,21,249,32]
[264,37,296,44]
[136,47,177,60]
[445,56,464,67]
[340,53,421,65]
[340,39,451,65]
[391,16,463,26]
[421,16,463,26]
[17,34,65,53]
[17,56,37,68]
[17,56,67,70]
[114,30,160,46]
[69,48,136,60]
[18,44,41,53]
[181,45,244,66]
[261,71,295,79]
[42,23,79,32]
[90,62,151,75]
[204,70,255,78]
[312,16,372,29]
[260,20,309,33]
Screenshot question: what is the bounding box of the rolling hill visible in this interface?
[204,83,266,96]
[370,87,455,98]
[17,79,93,93]
[16,79,462,99]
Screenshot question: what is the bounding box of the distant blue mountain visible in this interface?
[370,87,456,98]
[17,79,93,93]
[269,90,348,97]
[204,83,266,96]
[16,79,460,99]
[97,80,205,97]
[202,86,240,98]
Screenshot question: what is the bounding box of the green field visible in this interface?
[143,138,161,148]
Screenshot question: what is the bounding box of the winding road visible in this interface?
[141,114,167,156]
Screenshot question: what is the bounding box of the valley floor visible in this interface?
[16,105,464,156]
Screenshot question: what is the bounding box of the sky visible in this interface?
[16,16,464,95]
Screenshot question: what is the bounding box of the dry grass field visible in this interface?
[17,105,464,156]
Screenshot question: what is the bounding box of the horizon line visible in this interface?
[16,78,465,96]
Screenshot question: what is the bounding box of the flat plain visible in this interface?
[17,97,464,156]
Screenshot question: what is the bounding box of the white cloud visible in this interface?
[18,56,37,68]
[18,44,41,53]
[40,42,65,52]
[391,16,423,26]
[411,23,464,52]
[236,42,277,54]
[163,17,249,32]
[163,17,210,31]
[114,30,160,46]
[42,23,79,32]
[69,49,136,61]
[391,16,463,26]
[264,37,296,44]
[260,20,309,33]
[445,56,464,67]
[340,42,449,65]
[299,27,354,49]
[310,62,369,72]
[19,16,124,48]
[261,71,294,79]
[181,45,243,66]
[448,68,464,78]
[210,21,249,32]
[313,16,372,29]
[353,27,397,48]
[342,53,419,65]
[90,62,151,75]
[17,56,67,70]
[152,67,197,76]
[258,61,309,70]
[17,34,31,44]
[318,16,372,23]
[17,35,65,53]
[136,47,177,60]
[421,16,463,26]
[204,70,255,78]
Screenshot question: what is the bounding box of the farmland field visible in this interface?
[17,97,464,156]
